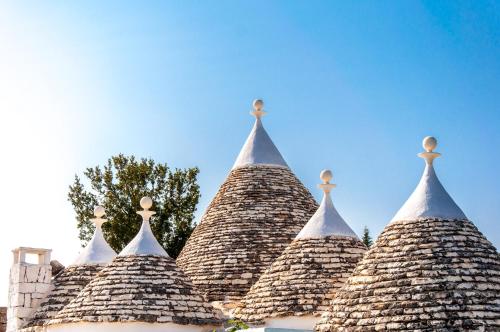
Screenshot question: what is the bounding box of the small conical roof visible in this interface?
[177,100,318,303]
[392,136,466,221]
[232,99,288,169]
[316,137,500,332]
[73,206,117,265]
[118,197,168,257]
[296,170,358,239]
[25,206,116,328]
[235,170,366,328]
[49,198,221,329]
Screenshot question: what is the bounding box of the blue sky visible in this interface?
[0,1,499,304]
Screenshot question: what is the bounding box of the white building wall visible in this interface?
[47,322,218,332]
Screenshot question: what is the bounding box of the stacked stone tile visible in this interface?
[48,197,222,330]
[23,264,102,329]
[21,206,116,331]
[235,170,366,328]
[316,137,500,332]
[177,100,318,303]
[1,307,6,332]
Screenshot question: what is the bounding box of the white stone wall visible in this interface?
[7,249,52,332]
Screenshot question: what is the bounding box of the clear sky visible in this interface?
[0,1,499,305]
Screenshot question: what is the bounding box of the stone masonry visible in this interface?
[49,255,222,328]
[315,219,500,332]
[234,236,366,324]
[7,248,52,332]
[23,264,103,329]
[177,164,318,302]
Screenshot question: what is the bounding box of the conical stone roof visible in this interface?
[234,170,366,328]
[315,137,500,332]
[177,100,318,302]
[24,207,116,329]
[48,198,221,329]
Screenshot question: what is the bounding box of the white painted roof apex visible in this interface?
[391,136,467,222]
[296,169,358,240]
[119,197,169,257]
[232,99,288,169]
[73,206,117,265]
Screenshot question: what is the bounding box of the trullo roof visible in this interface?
[24,206,116,328]
[234,170,366,326]
[48,198,221,329]
[176,100,318,303]
[315,137,500,332]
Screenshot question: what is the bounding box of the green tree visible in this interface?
[362,226,373,247]
[68,154,200,258]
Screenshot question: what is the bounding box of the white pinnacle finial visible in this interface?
[91,205,107,228]
[318,169,336,194]
[138,196,155,221]
[418,136,441,165]
[251,99,266,119]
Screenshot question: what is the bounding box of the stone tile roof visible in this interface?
[315,218,500,331]
[48,255,222,327]
[24,264,103,328]
[177,164,318,302]
[234,236,366,324]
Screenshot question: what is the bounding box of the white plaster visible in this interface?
[119,212,168,257]
[264,315,319,330]
[232,116,288,169]
[47,321,218,332]
[72,225,116,265]
[296,172,358,240]
[391,162,467,222]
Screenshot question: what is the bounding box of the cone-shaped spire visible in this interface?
[297,170,358,239]
[73,206,117,265]
[232,99,288,169]
[26,206,116,328]
[177,100,317,304]
[392,136,466,222]
[49,197,222,329]
[235,169,365,329]
[119,197,168,257]
[315,137,500,332]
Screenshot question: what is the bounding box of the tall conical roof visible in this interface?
[177,100,318,303]
[316,137,500,332]
[48,198,221,329]
[24,207,116,328]
[234,170,366,329]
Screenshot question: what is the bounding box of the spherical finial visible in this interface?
[320,169,333,183]
[253,99,264,112]
[93,205,105,218]
[422,136,437,152]
[140,196,153,210]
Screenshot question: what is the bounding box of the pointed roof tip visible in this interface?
[232,99,289,169]
[72,206,117,265]
[391,136,467,222]
[119,197,169,257]
[296,169,358,240]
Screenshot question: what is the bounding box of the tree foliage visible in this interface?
[362,226,373,247]
[68,154,200,258]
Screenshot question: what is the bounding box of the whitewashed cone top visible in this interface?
[296,169,358,239]
[73,206,117,265]
[119,196,169,257]
[392,136,467,222]
[232,99,288,169]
